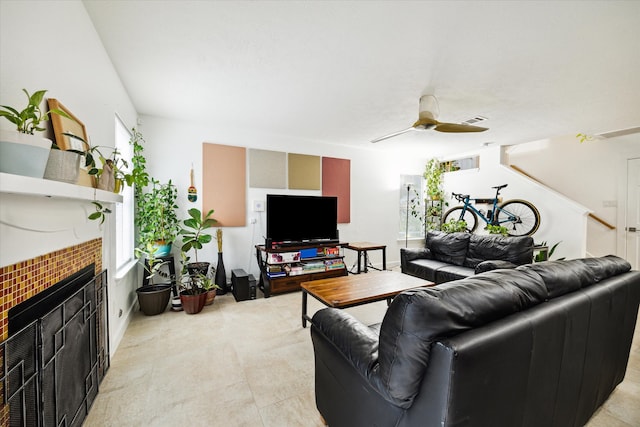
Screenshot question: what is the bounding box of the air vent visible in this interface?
[595,126,640,139]
[462,116,488,125]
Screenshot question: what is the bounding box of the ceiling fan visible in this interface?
[370,95,489,143]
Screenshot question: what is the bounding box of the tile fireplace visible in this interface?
[0,240,109,427]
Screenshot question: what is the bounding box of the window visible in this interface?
[115,117,134,269]
[399,175,425,241]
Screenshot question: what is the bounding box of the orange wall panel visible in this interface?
[203,143,246,227]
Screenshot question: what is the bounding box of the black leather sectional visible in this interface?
[311,255,640,427]
[400,230,534,284]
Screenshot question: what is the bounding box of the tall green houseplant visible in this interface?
[129,129,179,253]
[136,178,180,246]
[424,158,445,200]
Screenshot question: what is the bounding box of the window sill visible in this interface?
[115,259,138,280]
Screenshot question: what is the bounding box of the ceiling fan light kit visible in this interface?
[371,95,489,143]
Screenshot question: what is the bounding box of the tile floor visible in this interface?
[85,286,640,427]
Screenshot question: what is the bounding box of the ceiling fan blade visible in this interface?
[370,127,415,143]
[433,122,488,133]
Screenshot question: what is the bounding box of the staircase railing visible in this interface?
[509,165,615,230]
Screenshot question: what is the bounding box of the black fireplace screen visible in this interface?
[1,267,109,427]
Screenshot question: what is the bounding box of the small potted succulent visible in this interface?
[0,89,70,178]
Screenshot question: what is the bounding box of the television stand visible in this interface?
[255,242,348,297]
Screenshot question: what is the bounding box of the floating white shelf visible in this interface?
[0,172,122,203]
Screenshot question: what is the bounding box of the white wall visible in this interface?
[442,146,590,260]
[138,115,426,278]
[0,1,138,354]
[506,134,640,258]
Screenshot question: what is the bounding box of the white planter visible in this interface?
[44,150,81,184]
[0,130,52,178]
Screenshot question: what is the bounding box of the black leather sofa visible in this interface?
[311,255,640,427]
[400,230,534,284]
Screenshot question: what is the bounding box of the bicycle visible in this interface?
[442,184,540,236]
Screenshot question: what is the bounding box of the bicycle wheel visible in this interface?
[442,206,478,232]
[496,199,540,236]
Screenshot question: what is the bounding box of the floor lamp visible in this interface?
[405,183,412,248]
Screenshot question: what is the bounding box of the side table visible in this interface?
[344,242,386,274]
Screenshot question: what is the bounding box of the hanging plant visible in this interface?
[424,158,445,200]
[88,201,112,225]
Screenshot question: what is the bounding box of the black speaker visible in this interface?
[232,269,256,302]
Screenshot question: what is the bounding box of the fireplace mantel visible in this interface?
[0,172,122,203]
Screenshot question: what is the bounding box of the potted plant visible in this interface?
[62,131,132,192]
[200,273,221,306]
[134,242,172,316]
[485,224,509,236]
[178,272,217,314]
[179,208,217,276]
[136,178,180,256]
[214,228,228,294]
[0,89,70,178]
[441,219,468,233]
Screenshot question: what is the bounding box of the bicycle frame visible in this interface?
[453,186,522,226]
[447,184,540,236]
[456,195,496,225]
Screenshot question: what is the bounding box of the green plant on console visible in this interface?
[179,208,217,263]
[0,89,70,134]
[441,219,468,233]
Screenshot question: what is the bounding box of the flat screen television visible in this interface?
[266,194,338,246]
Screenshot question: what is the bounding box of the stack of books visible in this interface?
[266,265,286,278]
[325,259,345,270]
[323,247,340,257]
[287,264,305,276]
[303,261,326,274]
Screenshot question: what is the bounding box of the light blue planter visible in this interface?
[153,242,172,257]
[0,130,51,178]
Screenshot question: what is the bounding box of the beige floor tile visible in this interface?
[86,287,640,427]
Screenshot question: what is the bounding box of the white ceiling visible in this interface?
[83,1,640,158]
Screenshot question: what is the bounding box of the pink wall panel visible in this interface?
[322,157,350,223]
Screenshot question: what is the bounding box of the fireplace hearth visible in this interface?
[1,265,109,427]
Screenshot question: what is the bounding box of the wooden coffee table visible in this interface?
[300,270,432,327]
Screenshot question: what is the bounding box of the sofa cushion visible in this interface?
[463,234,534,268]
[475,259,518,274]
[426,231,470,266]
[376,268,547,408]
[404,259,451,282]
[434,264,474,284]
[577,255,631,282]
[518,255,632,299]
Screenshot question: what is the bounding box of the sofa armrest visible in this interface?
[400,247,432,271]
[311,308,379,376]
[475,259,518,274]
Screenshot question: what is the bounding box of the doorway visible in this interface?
[625,158,640,269]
